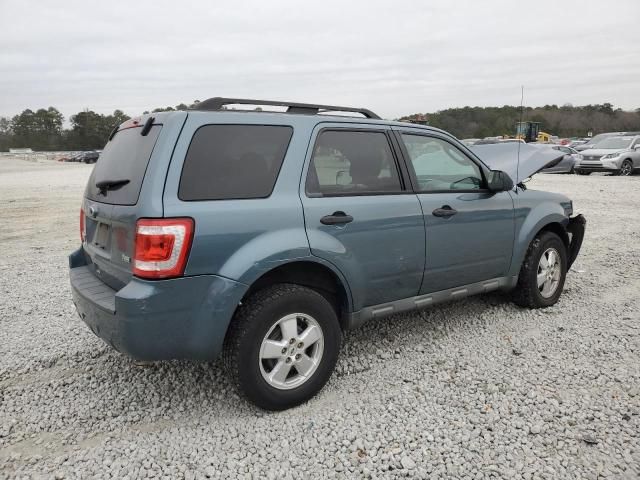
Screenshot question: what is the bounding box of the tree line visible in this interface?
[1,102,639,151]
[0,101,201,152]
[399,103,640,139]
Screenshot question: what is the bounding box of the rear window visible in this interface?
[86,125,162,205]
[178,125,293,201]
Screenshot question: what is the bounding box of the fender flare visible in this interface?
[509,204,569,277]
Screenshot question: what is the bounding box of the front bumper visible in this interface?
[575,159,621,173]
[69,248,247,361]
[567,214,586,269]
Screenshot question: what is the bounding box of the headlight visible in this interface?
[603,153,620,160]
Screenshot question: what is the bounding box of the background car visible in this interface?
[574,135,640,175]
[568,139,588,148]
[574,132,640,152]
[78,151,100,164]
[59,152,84,162]
[538,145,580,173]
[473,138,524,145]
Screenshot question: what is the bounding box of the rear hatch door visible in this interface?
[82,121,163,290]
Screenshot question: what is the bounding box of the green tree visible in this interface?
[68,110,113,150]
[10,107,64,150]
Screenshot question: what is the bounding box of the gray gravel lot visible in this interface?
[1,156,639,479]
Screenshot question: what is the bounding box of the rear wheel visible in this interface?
[513,231,567,308]
[223,284,341,410]
[618,160,633,176]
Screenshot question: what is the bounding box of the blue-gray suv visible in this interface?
[69,98,585,410]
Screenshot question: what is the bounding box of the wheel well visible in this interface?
[537,222,569,251]
[242,262,350,328]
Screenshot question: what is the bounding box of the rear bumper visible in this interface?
[69,248,247,361]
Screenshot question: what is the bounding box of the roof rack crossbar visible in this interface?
[194,97,380,119]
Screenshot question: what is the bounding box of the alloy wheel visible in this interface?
[259,313,324,390]
[537,248,561,298]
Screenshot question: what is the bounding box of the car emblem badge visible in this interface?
[121,254,131,264]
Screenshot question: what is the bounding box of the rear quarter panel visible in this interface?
[162,112,318,285]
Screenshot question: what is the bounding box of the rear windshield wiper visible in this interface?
[96,179,130,194]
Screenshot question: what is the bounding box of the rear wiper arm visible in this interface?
[96,179,130,194]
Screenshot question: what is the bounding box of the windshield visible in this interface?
[585,133,608,145]
[593,136,634,150]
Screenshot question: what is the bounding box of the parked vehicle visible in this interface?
[460,138,481,146]
[473,138,524,145]
[78,151,100,164]
[573,132,640,152]
[568,139,588,148]
[574,135,640,176]
[59,152,83,162]
[536,145,580,174]
[69,98,586,410]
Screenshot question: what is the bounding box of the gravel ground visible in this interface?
[0,156,639,479]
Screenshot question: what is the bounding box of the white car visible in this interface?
[574,135,640,176]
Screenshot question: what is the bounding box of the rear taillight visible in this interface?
[133,218,194,279]
[80,208,86,243]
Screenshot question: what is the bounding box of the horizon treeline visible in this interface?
[1,102,639,151]
[400,103,640,139]
[0,101,201,152]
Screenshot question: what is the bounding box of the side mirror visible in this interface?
[634,144,640,150]
[487,170,514,192]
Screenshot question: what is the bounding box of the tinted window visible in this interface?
[179,125,293,201]
[86,125,161,205]
[306,130,402,195]
[401,134,483,191]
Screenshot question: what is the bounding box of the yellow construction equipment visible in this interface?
[516,121,554,143]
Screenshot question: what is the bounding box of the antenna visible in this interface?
[516,85,524,186]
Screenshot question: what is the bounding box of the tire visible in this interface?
[617,159,633,176]
[223,283,341,410]
[575,170,590,176]
[512,231,567,309]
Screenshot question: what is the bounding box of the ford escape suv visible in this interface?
[69,98,585,410]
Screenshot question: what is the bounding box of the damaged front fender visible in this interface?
[567,214,586,269]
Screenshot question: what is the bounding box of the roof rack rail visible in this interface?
[193,97,381,119]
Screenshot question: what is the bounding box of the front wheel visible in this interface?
[618,160,633,176]
[513,231,567,308]
[223,284,341,410]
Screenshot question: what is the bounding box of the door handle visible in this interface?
[432,205,458,218]
[320,211,354,225]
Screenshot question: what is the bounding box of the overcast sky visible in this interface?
[1,0,639,120]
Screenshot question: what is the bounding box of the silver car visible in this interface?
[574,135,640,176]
[538,145,580,174]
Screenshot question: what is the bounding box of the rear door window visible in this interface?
[86,125,162,205]
[306,130,402,196]
[179,125,293,201]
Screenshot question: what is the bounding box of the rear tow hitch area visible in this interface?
[567,214,586,269]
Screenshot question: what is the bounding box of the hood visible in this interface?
[580,148,627,156]
[469,143,565,183]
